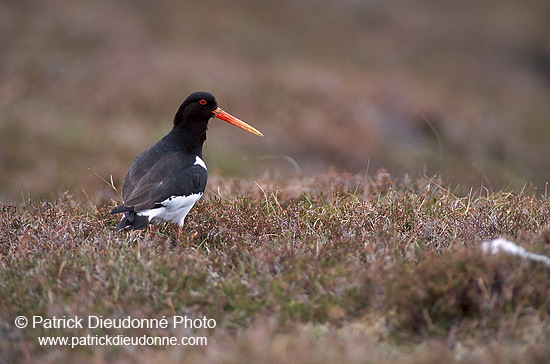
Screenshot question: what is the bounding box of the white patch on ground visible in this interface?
[481,238,550,268]
[138,193,203,227]
[195,156,207,170]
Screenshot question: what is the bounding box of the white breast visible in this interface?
[138,193,203,227]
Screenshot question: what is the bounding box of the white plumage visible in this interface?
[138,193,203,227]
[195,156,207,170]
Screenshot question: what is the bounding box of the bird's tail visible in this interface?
[111,206,149,230]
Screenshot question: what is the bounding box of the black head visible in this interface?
[174,91,218,127]
[173,91,264,138]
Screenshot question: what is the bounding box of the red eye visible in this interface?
[199,99,207,105]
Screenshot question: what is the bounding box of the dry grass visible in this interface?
[1,170,549,363]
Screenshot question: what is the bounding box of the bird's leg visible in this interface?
[176,226,184,241]
[148,224,156,237]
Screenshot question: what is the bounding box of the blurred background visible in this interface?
[1,0,549,203]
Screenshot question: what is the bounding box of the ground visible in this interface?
[1,171,549,363]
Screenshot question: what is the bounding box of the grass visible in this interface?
[1,170,549,363]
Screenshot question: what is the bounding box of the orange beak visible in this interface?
[213,107,264,137]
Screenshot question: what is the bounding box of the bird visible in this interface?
[110,91,263,233]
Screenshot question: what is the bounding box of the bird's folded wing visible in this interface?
[117,155,207,212]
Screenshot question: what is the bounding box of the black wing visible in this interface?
[111,146,207,213]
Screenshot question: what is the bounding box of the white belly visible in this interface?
[138,193,203,227]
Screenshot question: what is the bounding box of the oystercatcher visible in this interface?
[110,91,263,231]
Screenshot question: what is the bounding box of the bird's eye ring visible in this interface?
[199,99,207,105]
